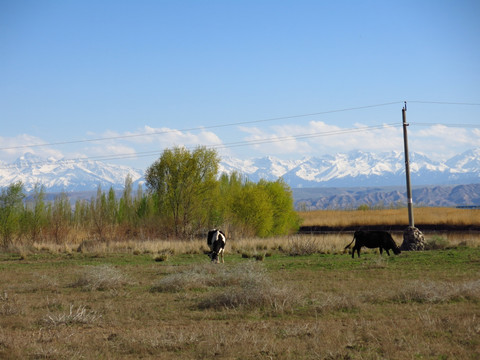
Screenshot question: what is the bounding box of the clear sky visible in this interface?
[1,0,479,169]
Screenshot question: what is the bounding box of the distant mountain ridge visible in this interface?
[219,148,480,187]
[292,184,480,210]
[0,153,143,192]
[0,148,479,193]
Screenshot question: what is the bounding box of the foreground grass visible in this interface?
[1,243,479,359]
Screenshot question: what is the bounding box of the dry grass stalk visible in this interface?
[70,265,128,291]
[0,291,19,316]
[392,280,480,303]
[151,262,300,313]
[42,305,101,326]
[1,246,479,359]
[299,207,480,227]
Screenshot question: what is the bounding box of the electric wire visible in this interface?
[2,100,478,152]
[0,101,403,151]
[0,123,402,169]
[408,101,480,106]
[411,122,480,128]
[1,100,479,170]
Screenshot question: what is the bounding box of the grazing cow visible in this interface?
[344,230,401,258]
[207,229,226,263]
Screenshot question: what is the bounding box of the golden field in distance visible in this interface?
[298,207,480,228]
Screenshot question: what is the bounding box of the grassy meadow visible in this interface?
[1,207,479,359]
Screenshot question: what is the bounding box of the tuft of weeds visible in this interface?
[361,255,388,269]
[425,236,450,250]
[286,236,320,256]
[202,262,300,312]
[154,253,169,262]
[392,280,480,304]
[41,304,101,327]
[70,265,129,291]
[0,291,19,315]
[313,293,361,314]
[151,262,300,313]
[150,263,221,293]
[254,253,265,261]
[240,251,265,261]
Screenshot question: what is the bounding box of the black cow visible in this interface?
[207,229,226,263]
[344,230,401,258]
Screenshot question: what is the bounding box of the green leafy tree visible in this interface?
[217,174,299,237]
[214,172,247,234]
[49,192,72,243]
[89,186,111,241]
[232,182,274,237]
[260,179,300,235]
[118,175,135,227]
[145,146,219,237]
[0,182,25,248]
[73,199,89,229]
[22,183,47,242]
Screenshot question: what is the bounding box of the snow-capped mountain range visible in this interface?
[0,149,479,193]
[0,153,144,192]
[219,148,480,188]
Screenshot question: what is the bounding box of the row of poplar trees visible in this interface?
[0,147,300,247]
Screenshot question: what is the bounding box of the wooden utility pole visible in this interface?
[399,101,424,252]
[402,102,414,227]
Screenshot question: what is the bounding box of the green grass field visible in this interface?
[1,243,479,359]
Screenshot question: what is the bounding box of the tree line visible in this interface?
[0,147,300,248]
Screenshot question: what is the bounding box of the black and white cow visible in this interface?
[207,229,226,263]
[344,230,401,258]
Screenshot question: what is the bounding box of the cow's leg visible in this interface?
[386,249,390,256]
[355,246,361,258]
[351,245,356,258]
[380,247,383,255]
[220,250,224,263]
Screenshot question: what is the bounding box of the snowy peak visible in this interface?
[219,156,302,182]
[0,154,143,192]
[220,148,480,187]
[0,149,479,192]
[446,148,480,172]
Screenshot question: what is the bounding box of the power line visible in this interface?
[411,122,480,128]
[0,123,402,170]
[0,101,403,151]
[1,100,479,170]
[408,101,480,106]
[2,100,478,152]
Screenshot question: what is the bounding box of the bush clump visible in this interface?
[425,236,449,250]
[70,265,128,291]
[151,262,300,313]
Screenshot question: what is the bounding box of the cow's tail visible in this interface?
[344,233,356,250]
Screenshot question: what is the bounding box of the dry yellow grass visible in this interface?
[1,248,479,359]
[299,207,480,227]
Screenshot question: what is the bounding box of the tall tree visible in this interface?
[23,183,47,242]
[145,146,219,237]
[49,192,72,243]
[0,182,24,248]
[260,179,300,235]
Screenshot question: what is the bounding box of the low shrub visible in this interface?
[392,280,480,303]
[425,236,449,250]
[70,265,128,291]
[286,236,320,256]
[41,305,101,326]
[151,262,300,313]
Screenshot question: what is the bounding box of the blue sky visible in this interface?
[1,0,479,169]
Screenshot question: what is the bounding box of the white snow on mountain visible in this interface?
[0,153,143,192]
[220,149,480,188]
[0,149,479,192]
